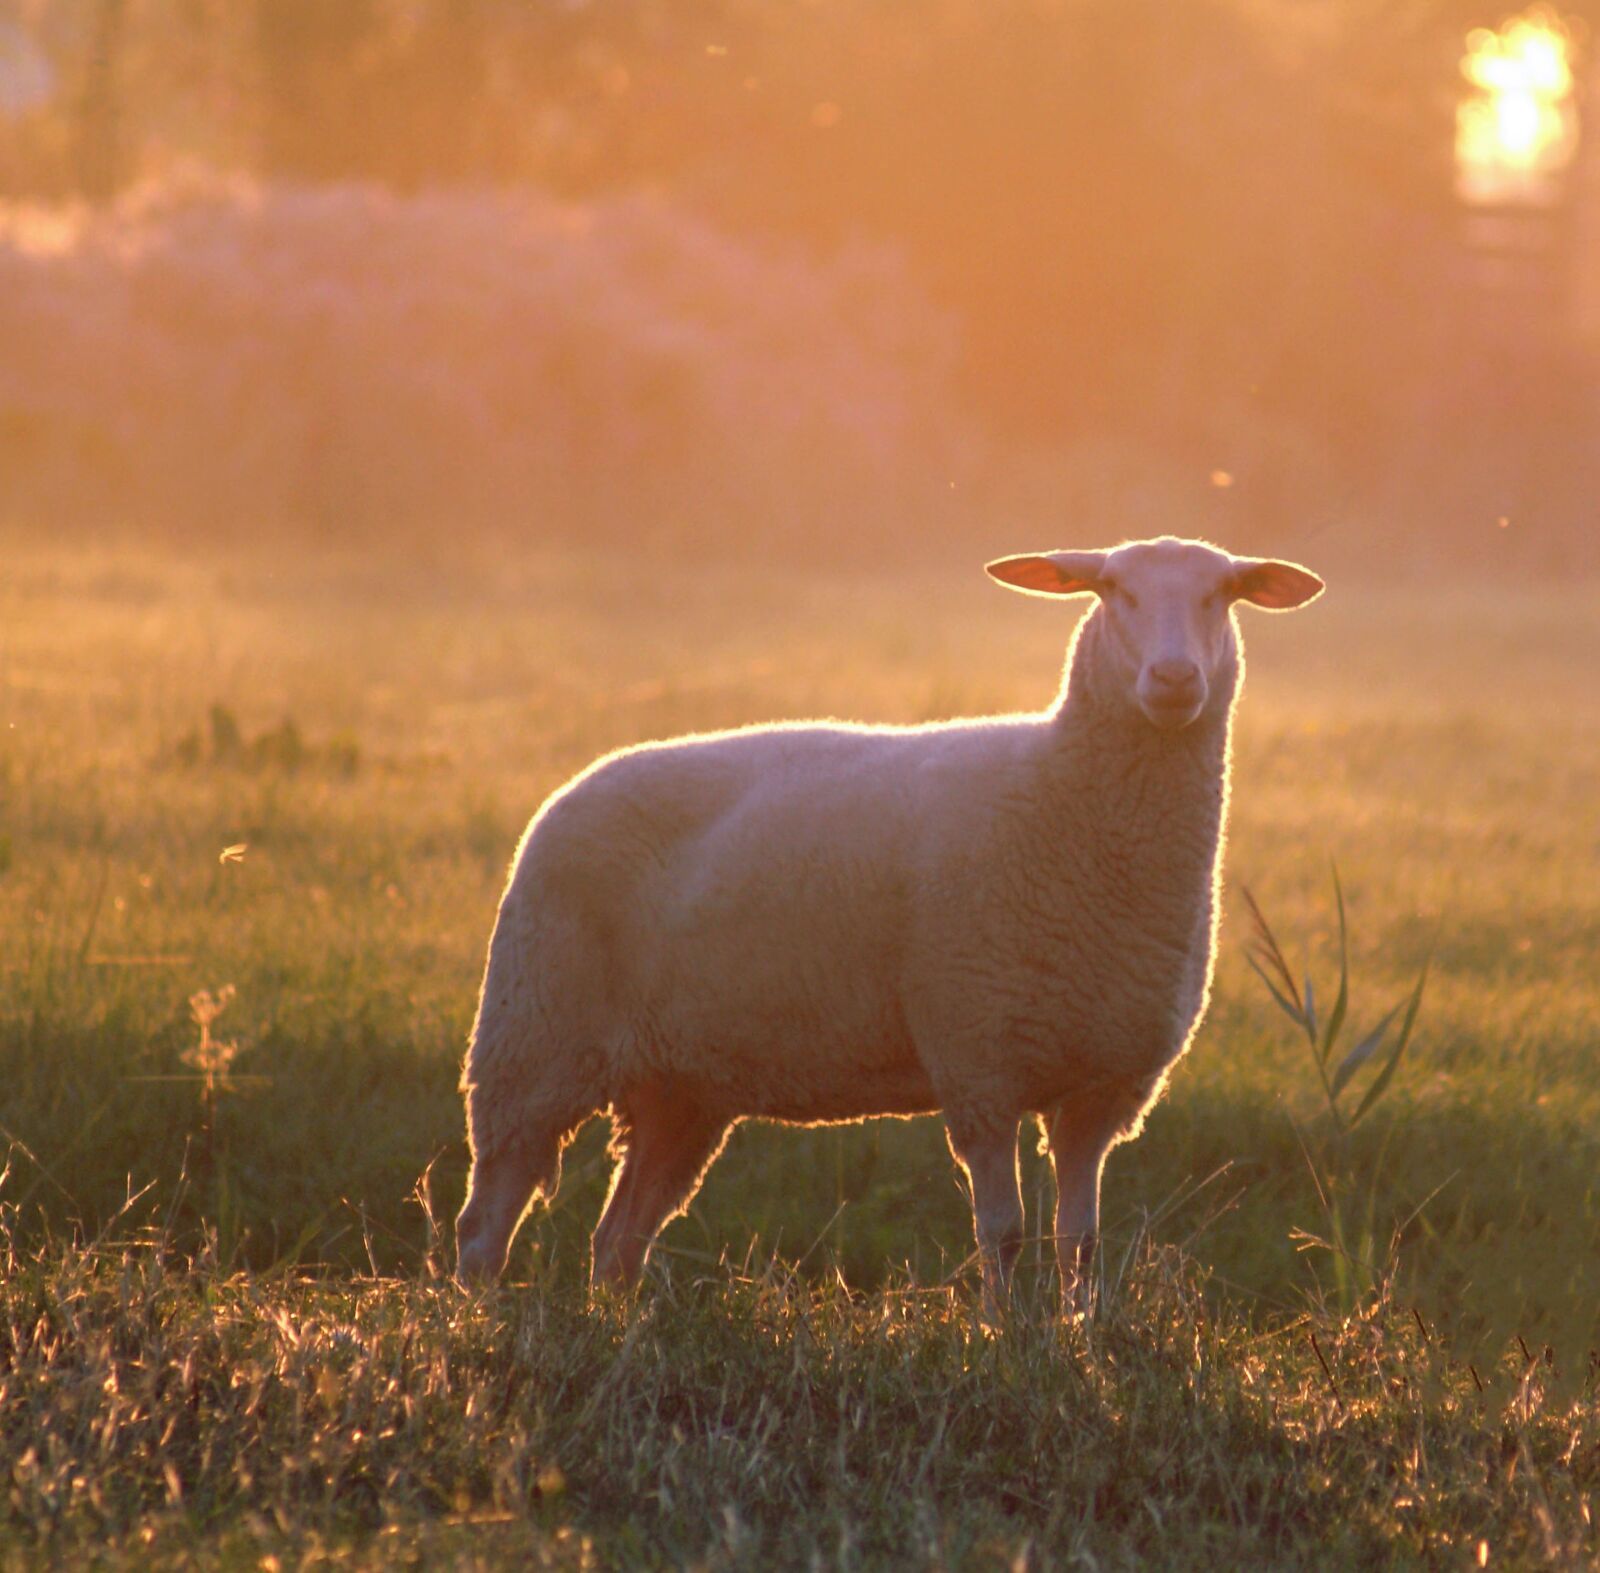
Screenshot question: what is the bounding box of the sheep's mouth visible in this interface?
[1137,693,1206,730]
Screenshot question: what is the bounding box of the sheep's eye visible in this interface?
[1102,580,1138,609]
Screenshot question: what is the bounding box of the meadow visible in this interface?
[2,538,1598,1567]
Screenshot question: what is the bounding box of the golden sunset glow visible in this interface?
[2,9,1600,1559]
[1456,8,1580,203]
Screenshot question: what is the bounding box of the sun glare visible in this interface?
[1456,8,1581,204]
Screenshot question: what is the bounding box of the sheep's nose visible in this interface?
[1148,659,1201,692]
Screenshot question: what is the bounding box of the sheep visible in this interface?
[454,536,1323,1307]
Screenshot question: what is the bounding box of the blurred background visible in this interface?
[0,0,1596,571]
[1,5,1598,1342]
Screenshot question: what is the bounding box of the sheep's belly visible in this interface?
[741,1061,940,1125]
[627,966,935,1123]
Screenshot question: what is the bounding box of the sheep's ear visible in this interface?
[1228,557,1324,611]
[985,550,1108,598]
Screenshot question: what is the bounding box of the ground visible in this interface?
[0,538,1596,1566]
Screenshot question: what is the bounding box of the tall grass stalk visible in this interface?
[122,985,267,1264]
[1242,867,1429,1312]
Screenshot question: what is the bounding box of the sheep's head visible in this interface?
[985,536,1323,730]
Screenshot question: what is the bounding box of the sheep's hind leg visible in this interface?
[591,1079,727,1290]
[946,1116,1024,1320]
[455,1118,568,1286]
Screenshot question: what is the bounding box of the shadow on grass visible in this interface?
[5,1016,1597,1368]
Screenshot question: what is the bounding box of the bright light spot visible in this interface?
[0,202,87,257]
[810,101,843,130]
[1209,469,1234,488]
[1496,89,1544,156]
[1456,9,1580,204]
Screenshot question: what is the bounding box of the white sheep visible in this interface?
[455,536,1323,1305]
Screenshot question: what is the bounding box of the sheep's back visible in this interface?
[511,718,1033,1120]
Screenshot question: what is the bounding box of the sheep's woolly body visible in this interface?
[464,607,1235,1173]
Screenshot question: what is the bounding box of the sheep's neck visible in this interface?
[1038,618,1238,902]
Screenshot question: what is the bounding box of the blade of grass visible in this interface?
[1318,864,1349,1067]
[1245,951,1307,1029]
[1241,886,1303,1016]
[1350,954,1430,1126]
[1329,1001,1402,1103]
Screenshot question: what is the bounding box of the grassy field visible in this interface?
[2,539,1598,1566]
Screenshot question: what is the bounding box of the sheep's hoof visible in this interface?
[453,1225,506,1289]
[976,1278,1018,1331]
[454,1259,498,1291]
[1059,1295,1092,1327]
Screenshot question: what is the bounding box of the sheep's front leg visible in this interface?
[946,1117,1024,1318]
[456,1124,563,1286]
[1045,1092,1137,1313]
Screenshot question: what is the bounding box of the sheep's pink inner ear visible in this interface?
[1229,559,1324,610]
[985,553,1105,597]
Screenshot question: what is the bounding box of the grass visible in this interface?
[4,1228,1598,1569]
[1,538,1598,1564]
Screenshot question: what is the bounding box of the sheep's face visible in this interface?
[985,536,1324,731]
